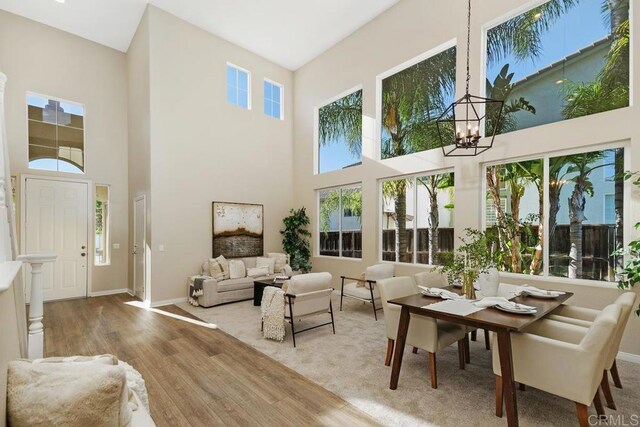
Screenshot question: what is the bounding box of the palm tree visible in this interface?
[486,64,536,135]
[382,179,412,262]
[318,90,363,158]
[418,173,454,265]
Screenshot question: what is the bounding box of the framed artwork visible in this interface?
[212,201,263,258]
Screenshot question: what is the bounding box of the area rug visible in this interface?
[177,294,640,426]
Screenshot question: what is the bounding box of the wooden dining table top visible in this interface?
[387,286,574,332]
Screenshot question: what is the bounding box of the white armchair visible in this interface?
[377,277,467,389]
[285,272,334,347]
[340,264,394,320]
[493,304,621,426]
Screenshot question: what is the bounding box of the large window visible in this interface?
[95,185,110,266]
[485,0,630,135]
[484,147,625,283]
[318,184,362,258]
[317,89,362,174]
[381,172,455,265]
[380,45,456,160]
[226,63,250,109]
[27,93,84,174]
[264,79,283,119]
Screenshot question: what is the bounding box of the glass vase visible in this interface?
[462,270,476,300]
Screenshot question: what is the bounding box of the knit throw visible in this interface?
[189,276,206,306]
[261,286,285,342]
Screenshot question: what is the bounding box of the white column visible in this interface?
[17,254,56,359]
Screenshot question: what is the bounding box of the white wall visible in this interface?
[144,6,294,303]
[292,0,640,355]
[0,10,129,294]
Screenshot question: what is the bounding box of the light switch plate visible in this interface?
[159,244,165,252]
[113,243,120,249]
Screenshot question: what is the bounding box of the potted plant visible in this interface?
[281,207,312,273]
[613,171,640,316]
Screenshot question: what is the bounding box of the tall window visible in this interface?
[381,172,455,265]
[95,184,110,266]
[485,0,629,135]
[483,147,625,283]
[317,89,362,174]
[27,93,84,173]
[380,46,456,160]
[318,184,362,258]
[264,80,283,119]
[226,63,250,109]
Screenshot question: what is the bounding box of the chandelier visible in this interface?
[436,0,504,157]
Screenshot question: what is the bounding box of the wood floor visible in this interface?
[43,294,377,427]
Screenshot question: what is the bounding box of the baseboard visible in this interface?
[90,288,131,297]
[151,297,188,307]
[618,351,640,364]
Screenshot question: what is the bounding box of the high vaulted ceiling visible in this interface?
[0,0,400,70]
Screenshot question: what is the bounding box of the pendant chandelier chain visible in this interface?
[465,0,471,95]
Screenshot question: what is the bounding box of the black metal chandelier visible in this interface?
[436,0,504,157]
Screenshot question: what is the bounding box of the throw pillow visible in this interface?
[228,259,246,279]
[282,264,293,276]
[208,255,229,281]
[256,257,275,275]
[267,253,288,273]
[355,272,366,288]
[247,266,270,278]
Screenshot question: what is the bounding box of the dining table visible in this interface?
[387,285,573,427]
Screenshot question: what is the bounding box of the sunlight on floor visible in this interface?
[124,300,218,329]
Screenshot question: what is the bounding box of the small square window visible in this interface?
[263,80,283,120]
[226,64,251,110]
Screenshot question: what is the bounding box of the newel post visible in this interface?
[17,254,57,359]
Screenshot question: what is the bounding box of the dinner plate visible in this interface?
[420,290,442,298]
[495,304,537,315]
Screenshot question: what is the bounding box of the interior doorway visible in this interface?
[133,195,146,301]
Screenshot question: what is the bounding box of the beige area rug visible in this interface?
[177,294,640,426]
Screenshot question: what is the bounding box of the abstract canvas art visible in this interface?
[212,202,263,258]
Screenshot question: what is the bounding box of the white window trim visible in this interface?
[375,39,457,162]
[263,78,284,120]
[226,62,252,110]
[316,183,362,259]
[480,140,630,287]
[94,184,111,266]
[26,91,87,175]
[313,84,363,176]
[377,168,455,267]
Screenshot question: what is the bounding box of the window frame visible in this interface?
[313,84,363,175]
[316,182,363,260]
[377,168,455,267]
[226,62,252,110]
[94,184,111,266]
[481,140,630,287]
[263,78,284,120]
[375,39,457,162]
[26,91,87,175]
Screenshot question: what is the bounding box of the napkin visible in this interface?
[418,286,464,300]
[474,297,536,310]
[517,284,565,297]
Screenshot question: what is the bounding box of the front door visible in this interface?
[25,178,88,301]
[133,196,146,301]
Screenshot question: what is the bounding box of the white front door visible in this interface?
[25,178,88,301]
[133,196,146,301]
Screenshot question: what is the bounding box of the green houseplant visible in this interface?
[613,171,640,315]
[281,207,312,273]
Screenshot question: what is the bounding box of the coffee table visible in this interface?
[253,278,285,306]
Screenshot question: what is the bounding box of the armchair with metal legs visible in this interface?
[340,264,394,320]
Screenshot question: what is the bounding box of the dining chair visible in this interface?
[340,264,394,320]
[544,292,637,409]
[377,276,468,389]
[284,272,335,348]
[493,304,621,427]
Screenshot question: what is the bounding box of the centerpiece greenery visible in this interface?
[281,207,312,273]
[613,171,640,316]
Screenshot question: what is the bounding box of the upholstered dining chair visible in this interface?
[377,276,468,389]
[493,304,621,426]
[544,292,637,409]
[340,264,394,320]
[284,272,335,348]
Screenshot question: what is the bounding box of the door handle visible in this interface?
[81,253,86,257]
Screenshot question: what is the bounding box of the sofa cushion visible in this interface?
[256,257,275,274]
[241,257,257,269]
[228,259,246,279]
[217,277,255,292]
[267,253,288,273]
[343,282,380,300]
[247,266,270,278]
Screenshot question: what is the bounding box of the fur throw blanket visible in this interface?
[261,286,285,342]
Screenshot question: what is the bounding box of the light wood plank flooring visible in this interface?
[43,294,377,426]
